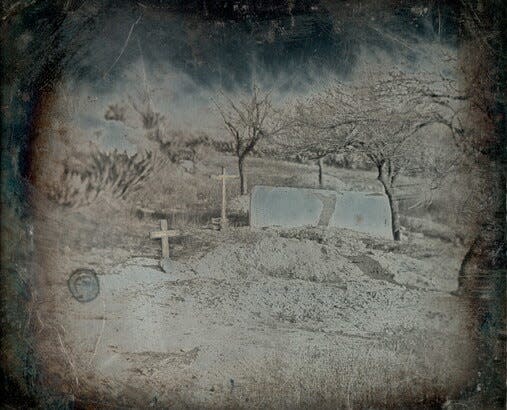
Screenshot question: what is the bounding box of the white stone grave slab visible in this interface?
[250,185,393,239]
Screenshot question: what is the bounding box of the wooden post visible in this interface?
[212,166,239,229]
[149,219,180,258]
[318,157,324,188]
[221,167,227,222]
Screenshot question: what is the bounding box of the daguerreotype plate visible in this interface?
[1,1,505,408]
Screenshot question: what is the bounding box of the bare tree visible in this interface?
[440,3,506,403]
[311,72,458,240]
[433,3,506,305]
[214,86,288,194]
[276,92,358,187]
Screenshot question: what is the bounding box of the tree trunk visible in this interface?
[458,168,505,298]
[317,157,324,188]
[238,157,246,195]
[385,187,401,241]
[457,169,506,405]
[378,167,401,241]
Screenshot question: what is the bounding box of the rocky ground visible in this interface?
[31,198,478,408]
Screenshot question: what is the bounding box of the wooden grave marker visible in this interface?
[211,166,238,229]
[150,219,180,258]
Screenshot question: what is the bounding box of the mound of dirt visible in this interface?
[42,224,471,409]
[189,235,358,285]
[347,254,395,283]
[400,215,464,244]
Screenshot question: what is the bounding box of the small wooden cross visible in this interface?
[211,166,238,229]
[149,219,180,258]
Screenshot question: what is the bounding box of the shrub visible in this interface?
[104,103,127,122]
[324,152,374,170]
[156,131,210,163]
[211,139,235,154]
[46,150,154,207]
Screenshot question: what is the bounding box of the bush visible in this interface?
[156,131,210,163]
[104,103,127,122]
[46,150,154,207]
[211,139,235,154]
[399,215,465,244]
[324,152,374,170]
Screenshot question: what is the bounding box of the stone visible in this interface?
[249,185,393,239]
[159,257,186,276]
[180,160,195,173]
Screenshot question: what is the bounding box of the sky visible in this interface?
[41,0,459,152]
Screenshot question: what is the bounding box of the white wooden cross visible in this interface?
[211,166,238,229]
[149,219,180,258]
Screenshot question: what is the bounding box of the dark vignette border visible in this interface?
[0,0,505,408]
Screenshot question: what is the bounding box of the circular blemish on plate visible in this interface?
[68,268,99,302]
